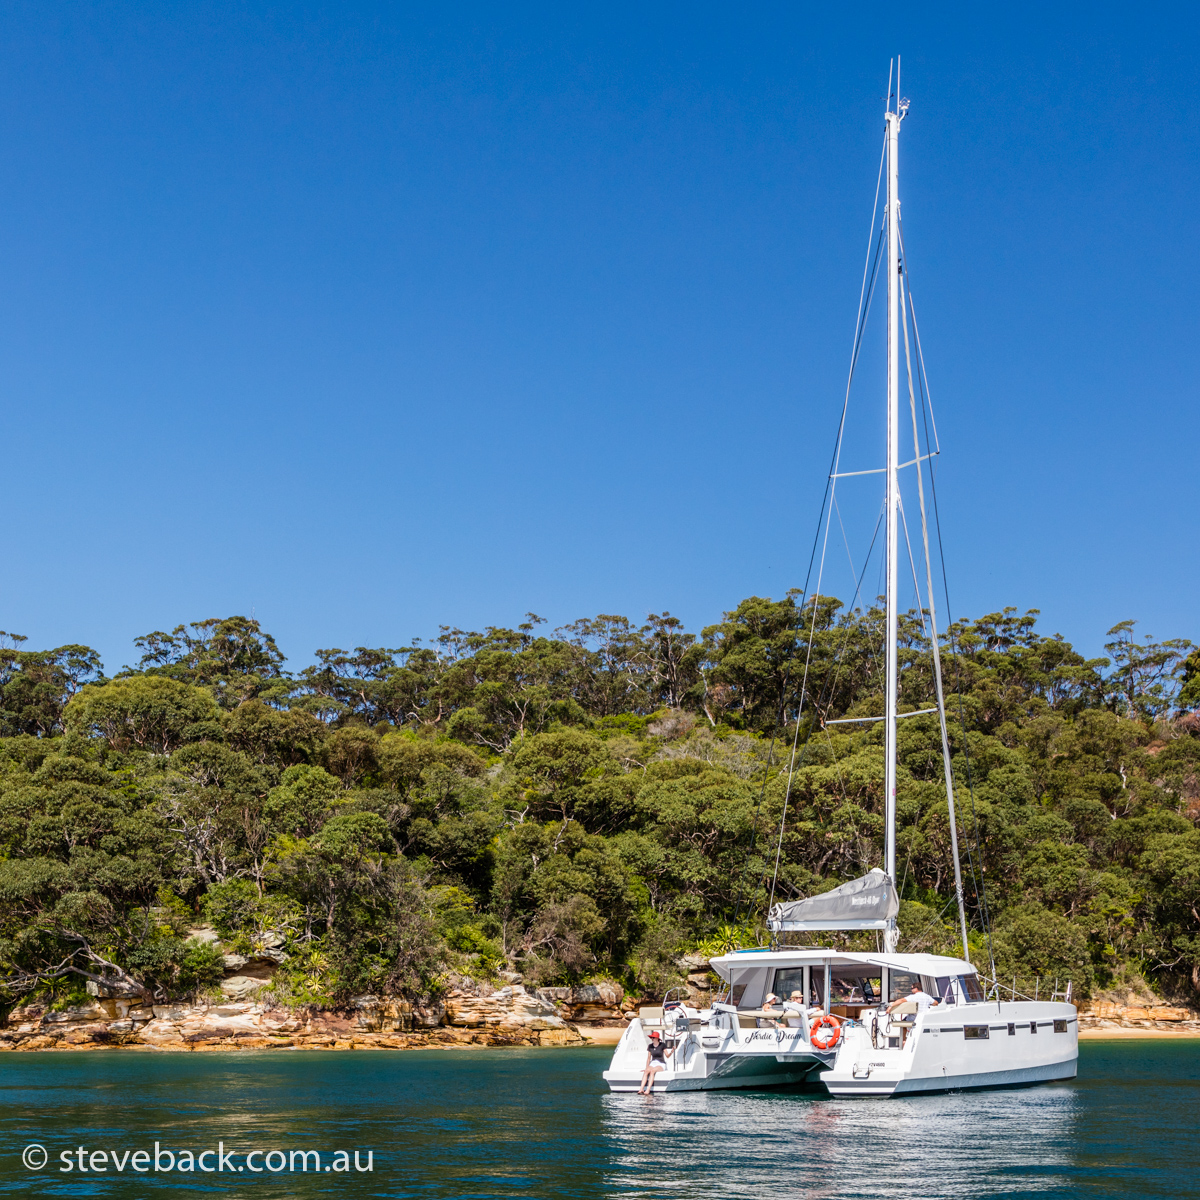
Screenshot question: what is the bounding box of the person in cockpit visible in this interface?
[887,981,937,1016]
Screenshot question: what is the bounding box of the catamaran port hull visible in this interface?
[602,1019,829,1092]
[604,1061,822,1093]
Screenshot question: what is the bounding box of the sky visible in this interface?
[0,2,1195,673]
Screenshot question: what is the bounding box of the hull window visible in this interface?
[963,1025,989,1040]
[1030,1021,1038,1034]
[1007,1023,1016,1036]
[1054,1020,1068,1033]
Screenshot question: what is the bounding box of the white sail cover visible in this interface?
[767,868,900,932]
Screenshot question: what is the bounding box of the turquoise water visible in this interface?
[1,1040,1197,1198]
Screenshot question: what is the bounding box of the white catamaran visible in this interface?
[603,70,1079,1097]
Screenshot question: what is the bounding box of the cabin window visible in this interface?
[1054,1020,1068,1033]
[933,976,956,1006]
[728,985,747,1007]
[830,970,881,1004]
[1007,1023,1016,1036]
[771,969,805,1004]
[963,1025,989,1040]
[959,974,986,1002]
[889,972,922,1002]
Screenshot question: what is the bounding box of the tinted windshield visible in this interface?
[889,970,922,1001]
[960,973,985,1001]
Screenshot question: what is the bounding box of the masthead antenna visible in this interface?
[886,57,894,114]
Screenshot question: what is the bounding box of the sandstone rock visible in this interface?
[413,1000,446,1027]
[569,982,623,1008]
[41,1003,110,1028]
[539,1028,582,1046]
[443,984,569,1033]
[1148,1006,1190,1021]
[574,1005,619,1021]
[20,1035,60,1050]
[86,978,144,1000]
[186,926,221,944]
[0,985,586,1053]
[222,954,250,971]
[220,975,270,1001]
[63,1025,109,1045]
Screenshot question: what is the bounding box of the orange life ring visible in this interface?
[810,1014,841,1050]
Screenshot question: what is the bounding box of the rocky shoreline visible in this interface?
[6,984,1198,1052]
[1076,1000,1200,1034]
[0,980,629,1053]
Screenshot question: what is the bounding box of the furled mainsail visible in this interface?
[767,868,900,932]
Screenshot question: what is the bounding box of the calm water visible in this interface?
[1,1040,1197,1198]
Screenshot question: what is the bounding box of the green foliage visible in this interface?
[0,601,1195,1009]
[66,676,220,754]
[696,922,766,958]
[1178,649,1200,713]
[133,616,289,710]
[0,634,104,737]
[200,879,261,937]
[125,936,227,997]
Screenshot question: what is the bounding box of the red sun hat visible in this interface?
[649,1031,661,1038]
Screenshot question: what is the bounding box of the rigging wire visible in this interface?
[762,130,889,919]
[816,505,887,830]
[897,495,930,639]
[899,220,995,975]
[730,131,888,925]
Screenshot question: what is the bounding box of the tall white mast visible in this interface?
[883,90,901,955]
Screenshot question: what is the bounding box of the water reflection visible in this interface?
[2,1043,1197,1199]
[602,1084,1080,1199]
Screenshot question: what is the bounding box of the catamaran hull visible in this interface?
[604,1003,1078,1098]
[602,1022,829,1092]
[824,1057,1077,1097]
[819,1002,1079,1097]
[604,1058,821,1093]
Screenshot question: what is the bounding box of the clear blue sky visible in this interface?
[1,2,1195,672]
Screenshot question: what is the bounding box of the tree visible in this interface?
[66,677,220,754]
[1104,621,1193,722]
[1178,649,1200,713]
[0,633,104,737]
[132,616,289,709]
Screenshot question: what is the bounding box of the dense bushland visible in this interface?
[0,600,1197,1015]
